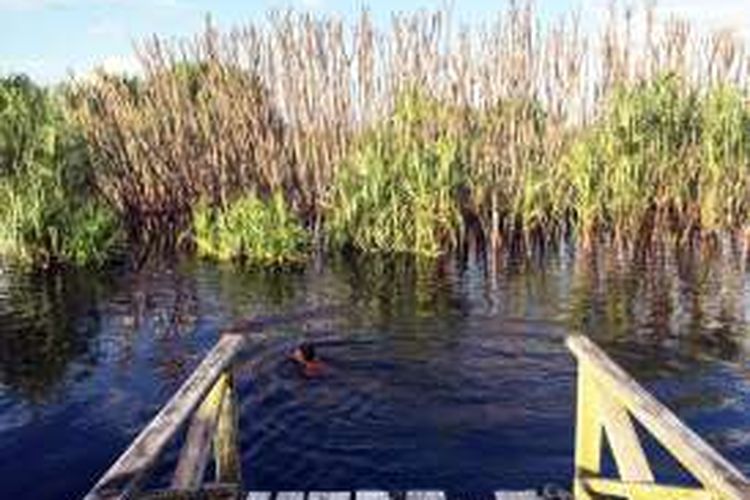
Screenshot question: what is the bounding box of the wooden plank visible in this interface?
[275,493,306,500]
[171,373,229,490]
[137,483,241,499]
[573,365,603,500]
[567,335,750,499]
[245,493,271,500]
[405,492,446,500]
[84,334,246,500]
[308,493,352,500]
[214,372,242,485]
[599,387,655,485]
[582,478,712,500]
[355,492,390,500]
[494,492,540,499]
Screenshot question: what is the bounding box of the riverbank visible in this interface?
[2,4,750,269]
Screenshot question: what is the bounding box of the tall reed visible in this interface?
[58,2,750,260]
[327,89,466,256]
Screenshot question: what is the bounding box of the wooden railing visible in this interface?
[568,336,750,500]
[84,333,247,500]
[85,326,750,499]
[84,307,343,500]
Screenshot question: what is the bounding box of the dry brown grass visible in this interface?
[70,2,750,255]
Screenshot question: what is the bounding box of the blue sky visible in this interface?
[1,1,748,83]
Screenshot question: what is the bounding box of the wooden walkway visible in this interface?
[139,491,543,500]
[246,492,541,500]
[83,310,750,500]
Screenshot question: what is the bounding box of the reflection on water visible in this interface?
[567,243,750,375]
[0,243,748,498]
[0,270,105,402]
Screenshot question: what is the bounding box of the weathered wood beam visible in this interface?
[84,334,246,500]
[275,493,305,500]
[172,373,229,490]
[573,365,603,500]
[581,478,711,500]
[599,386,654,486]
[405,491,446,500]
[308,492,352,500]
[494,492,541,499]
[567,335,750,499]
[213,371,242,485]
[354,492,390,500]
[244,493,271,500]
[138,483,242,500]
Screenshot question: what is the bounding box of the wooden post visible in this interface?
[171,374,228,490]
[573,365,603,500]
[213,370,242,485]
[599,391,655,489]
[567,335,750,500]
[84,334,245,500]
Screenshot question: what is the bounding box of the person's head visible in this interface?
[297,342,316,362]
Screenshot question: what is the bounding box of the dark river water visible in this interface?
[1,244,750,499]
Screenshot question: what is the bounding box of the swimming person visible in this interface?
[291,342,326,377]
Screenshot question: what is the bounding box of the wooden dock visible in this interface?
[83,320,750,500]
[137,491,544,500]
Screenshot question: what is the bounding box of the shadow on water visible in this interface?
[0,242,748,498]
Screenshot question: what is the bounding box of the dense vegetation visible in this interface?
[193,193,309,266]
[561,76,750,247]
[0,75,121,267]
[1,4,749,268]
[328,90,466,256]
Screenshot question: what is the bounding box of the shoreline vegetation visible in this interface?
[2,3,750,269]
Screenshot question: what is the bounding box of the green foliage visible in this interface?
[468,97,558,238]
[699,84,750,230]
[0,75,55,178]
[0,179,120,267]
[560,74,750,241]
[193,192,309,266]
[563,75,691,237]
[4,65,750,266]
[328,89,465,256]
[0,75,122,267]
[58,202,122,266]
